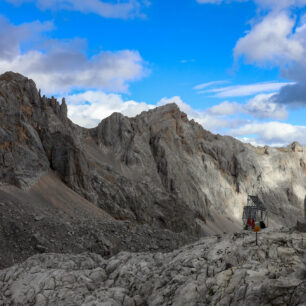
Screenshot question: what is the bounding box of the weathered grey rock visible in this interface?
[0,228,305,306]
[0,71,305,268]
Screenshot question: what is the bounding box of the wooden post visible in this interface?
[254,221,260,246]
[304,195,306,221]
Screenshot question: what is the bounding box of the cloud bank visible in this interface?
[65,93,303,147]
[66,91,154,128]
[0,16,147,94]
[230,122,306,146]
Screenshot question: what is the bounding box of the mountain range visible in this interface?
[0,72,306,305]
[0,71,305,268]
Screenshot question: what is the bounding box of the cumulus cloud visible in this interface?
[66,91,154,128]
[204,94,288,120]
[67,94,243,132]
[233,8,306,106]
[245,93,288,119]
[271,17,306,106]
[198,0,306,107]
[5,0,149,19]
[158,97,248,131]
[157,97,303,145]
[206,101,242,116]
[0,48,146,94]
[0,16,53,60]
[230,122,306,145]
[0,17,147,94]
[64,93,304,146]
[67,95,242,132]
[234,13,304,65]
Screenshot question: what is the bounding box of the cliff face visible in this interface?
[0,71,305,237]
[1,72,306,305]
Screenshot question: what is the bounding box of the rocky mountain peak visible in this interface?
[0,71,28,83]
[0,72,305,267]
[137,102,189,125]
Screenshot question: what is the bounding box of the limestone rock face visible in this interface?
[0,71,305,266]
[0,72,49,188]
[1,228,305,306]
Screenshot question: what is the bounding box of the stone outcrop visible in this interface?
[0,71,305,268]
[1,228,305,306]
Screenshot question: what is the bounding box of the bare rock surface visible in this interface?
[0,228,305,306]
[0,71,305,269]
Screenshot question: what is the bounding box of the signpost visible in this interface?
[254,221,260,246]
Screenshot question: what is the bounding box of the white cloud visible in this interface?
[234,11,306,106]
[230,122,306,145]
[156,97,303,145]
[196,0,306,106]
[0,16,53,60]
[199,81,291,98]
[234,13,304,65]
[66,91,154,127]
[66,94,246,133]
[206,101,242,116]
[204,94,288,120]
[0,49,146,94]
[157,97,248,131]
[238,137,266,147]
[64,94,304,146]
[193,80,228,90]
[5,0,149,19]
[232,4,306,106]
[245,93,288,119]
[0,17,147,94]
[272,16,306,106]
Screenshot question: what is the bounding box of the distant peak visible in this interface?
[288,141,304,152]
[158,103,180,110]
[0,71,28,83]
[138,103,181,118]
[154,103,180,113]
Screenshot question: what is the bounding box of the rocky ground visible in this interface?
[0,172,193,270]
[0,227,305,306]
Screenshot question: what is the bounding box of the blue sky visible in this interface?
[0,0,305,146]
